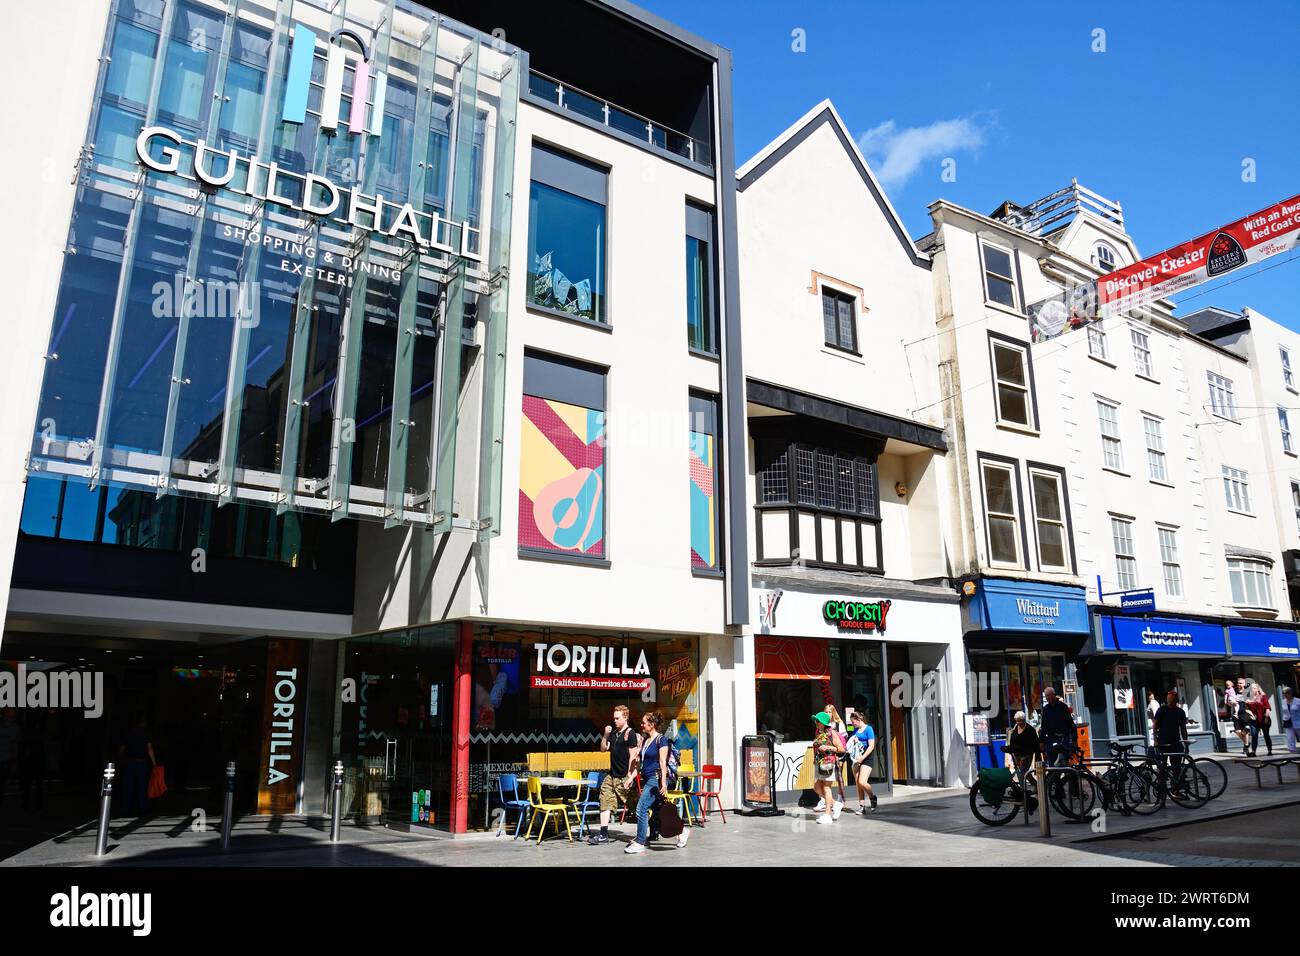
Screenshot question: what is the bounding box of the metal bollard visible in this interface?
[330,761,344,843]
[94,763,115,857]
[1035,759,1051,838]
[220,761,236,850]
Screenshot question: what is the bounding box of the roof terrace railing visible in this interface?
[527,69,711,169]
[998,179,1124,237]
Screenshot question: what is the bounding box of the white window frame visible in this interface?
[1087,323,1110,361]
[1280,406,1294,455]
[1157,525,1183,598]
[981,461,1023,569]
[981,241,1019,312]
[1142,414,1168,483]
[1094,242,1117,270]
[1028,468,1069,571]
[1111,516,1138,591]
[1227,557,1274,609]
[1292,481,1300,535]
[1282,346,1295,391]
[1130,327,1154,378]
[1097,399,1124,472]
[1207,371,1238,420]
[990,338,1034,429]
[1222,465,1252,514]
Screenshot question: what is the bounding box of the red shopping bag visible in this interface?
[147,765,168,800]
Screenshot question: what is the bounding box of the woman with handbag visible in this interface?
[1247,685,1273,757]
[625,710,688,854]
[811,712,845,824]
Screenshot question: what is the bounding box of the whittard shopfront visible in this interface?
[753,583,963,794]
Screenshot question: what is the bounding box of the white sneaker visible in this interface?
[815,813,833,824]
[677,829,690,849]
[813,798,826,813]
[624,841,647,854]
[831,800,843,820]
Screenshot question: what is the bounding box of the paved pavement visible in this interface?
[5,757,1298,867]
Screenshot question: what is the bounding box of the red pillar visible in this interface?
[449,621,474,833]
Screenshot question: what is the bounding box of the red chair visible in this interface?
[697,765,726,822]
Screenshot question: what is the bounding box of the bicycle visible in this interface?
[969,749,1039,827]
[1146,742,1212,810]
[1097,742,1162,816]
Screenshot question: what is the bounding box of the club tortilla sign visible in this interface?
[530,642,652,691]
[822,599,892,633]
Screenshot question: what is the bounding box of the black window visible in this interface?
[757,438,878,519]
[982,243,1017,310]
[821,288,857,352]
[686,203,717,354]
[528,144,608,324]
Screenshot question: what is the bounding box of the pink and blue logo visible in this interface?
[281,25,386,138]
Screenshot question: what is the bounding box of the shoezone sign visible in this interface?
[822,599,892,633]
[1098,193,1300,317]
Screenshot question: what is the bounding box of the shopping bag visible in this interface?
[147,765,168,800]
[654,796,684,838]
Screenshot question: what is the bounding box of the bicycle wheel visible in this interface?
[1192,758,1228,800]
[969,781,1022,826]
[1167,764,1211,809]
[1048,768,1098,821]
[1123,766,1164,815]
[1097,768,1132,816]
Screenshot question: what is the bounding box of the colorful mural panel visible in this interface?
[689,430,716,569]
[519,394,605,556]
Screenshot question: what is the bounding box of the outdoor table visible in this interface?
[532,777,584,788]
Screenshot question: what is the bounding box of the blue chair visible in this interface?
[497,773,531,838]
[568,771,603,837]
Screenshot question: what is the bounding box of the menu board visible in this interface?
[963,713,990,746]
[742,735,774,808]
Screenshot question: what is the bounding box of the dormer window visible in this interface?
[1094,242,1117,271]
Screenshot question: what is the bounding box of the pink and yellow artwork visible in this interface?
[519,394,605,556]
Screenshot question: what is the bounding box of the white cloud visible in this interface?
[857,115,990,189]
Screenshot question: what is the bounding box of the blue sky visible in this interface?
[649,0,1300,326]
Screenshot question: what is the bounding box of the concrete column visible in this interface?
[300,638,340,815]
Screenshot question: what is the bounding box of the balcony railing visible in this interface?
[527,70,711,169]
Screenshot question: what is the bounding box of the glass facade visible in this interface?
[28,0,520,532]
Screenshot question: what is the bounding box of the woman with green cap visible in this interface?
[811,711,845,823]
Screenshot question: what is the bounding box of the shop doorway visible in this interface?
[337,627,455,831]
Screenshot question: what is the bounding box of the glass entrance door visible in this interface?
[339,626,455,831]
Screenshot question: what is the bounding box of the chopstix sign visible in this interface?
[822,599,892,633]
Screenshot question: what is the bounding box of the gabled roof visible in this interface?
[737,100,930,269]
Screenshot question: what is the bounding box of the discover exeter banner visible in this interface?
[1096,192,1300,318]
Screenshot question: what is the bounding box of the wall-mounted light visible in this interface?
[894,482,908,498]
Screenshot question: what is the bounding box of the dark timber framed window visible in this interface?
[821,287,858,354]
[753,420,882,573]
[1027,462,1075,573]
[527,143,608,325]
[988,332,1037,430]
[685,203,718,355]
[978,453,1027,569]
[981,241,1019,311]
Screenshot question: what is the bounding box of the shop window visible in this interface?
[1097,399,1124,471]
[1158,526,1183,598]
[1228,557,1274,608]
[821,287,858,353]
[1028,467,1069,571]
[1143,414,1168,483]
[981,242,1018,310]
[980,459,1023,568]
[1222,465,1252,514]
[990,336,1034,429]
[527,144,607,324]
[689,392,721,571]
[1110,516,1138,590]
[685,203,717,354]
[1207,371,1237,420]
[519,352,606,560]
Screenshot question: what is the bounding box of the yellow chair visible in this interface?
[663,761,697,826]
[523,776,573,844]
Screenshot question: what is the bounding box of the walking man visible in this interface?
[1152,689,1189,779]
[589,704,639,845]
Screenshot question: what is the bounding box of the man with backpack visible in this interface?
[589,704,640,845]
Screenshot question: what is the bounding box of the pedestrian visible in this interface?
[1280,688,1300,754]
[0,708,16,807]
[1146,692,1160,747]
[1039,687,1076,767]
[810,711,845,824]
[846,710,877,813]
[812,703,847,813]
[589,704,639,845]
[1247,685,1273,757]
[1005,711,1039,775]
[1228,678,1251,754]
[1152,689,1189,777]
[118,713,156,817]
[625,710,687,854]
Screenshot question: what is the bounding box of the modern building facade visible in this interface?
[735,103,966,792]
[2,0,751,834]
[925,181,1300,762]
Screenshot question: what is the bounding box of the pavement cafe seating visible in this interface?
[523,776,574,844]
[1240,755,1300,789]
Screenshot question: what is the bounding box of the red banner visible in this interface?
[1097,193,1300,317]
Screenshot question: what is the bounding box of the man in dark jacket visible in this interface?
[1039,687,1076,767]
